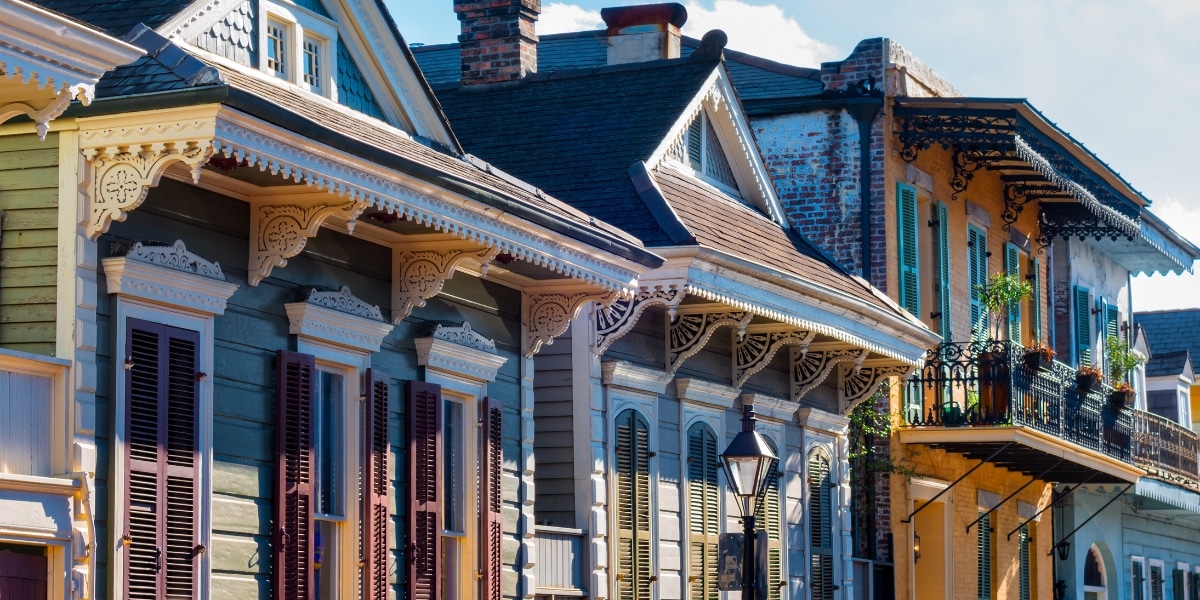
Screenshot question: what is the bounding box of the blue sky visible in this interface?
[386,0,1200,311]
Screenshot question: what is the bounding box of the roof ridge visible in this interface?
[124,23,223,88]
[681,34,821,80]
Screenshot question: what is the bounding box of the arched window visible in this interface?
[685,422,720,600]
[1084,546,1107,599]
[614,409,652,599]
[755,437,783,600]
[808,448,834,600]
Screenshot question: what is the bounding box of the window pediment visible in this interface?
[415,322,508,382]
[102,240,238,315]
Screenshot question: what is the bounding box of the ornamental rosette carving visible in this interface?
[790,345,867,402]
[249,199,366,286]
[526,290,617,356]
[83,140,215,239]
[392,246,498,324]
[594,283,685,354]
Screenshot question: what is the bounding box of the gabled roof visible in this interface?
[1146,350,1192,379]
[1137,310,1200,371]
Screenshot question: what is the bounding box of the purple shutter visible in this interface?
[275,350,315,600]
[407,381,442,600]
[481,397,504,600]
[363,369,391,600]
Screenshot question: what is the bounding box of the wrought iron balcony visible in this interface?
[533,526,588,598]
[1131,408,1200,491]
[901,340,1132,466]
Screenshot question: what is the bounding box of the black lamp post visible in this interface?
[721,404,778,600]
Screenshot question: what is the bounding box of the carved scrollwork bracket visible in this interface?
[82,140,215,239]
[790,344,868,402]
[838,360,915,413]
[733,325,815,389]
[594,282,686,355]
[667,304,752,375]
[392,244,499,324]
[248,198,366,286]
[526,289,620,356]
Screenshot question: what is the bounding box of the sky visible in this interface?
[386,0,1200,313]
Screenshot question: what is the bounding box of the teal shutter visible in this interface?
[1018,525,1031,600]
[1152,564,1165,600]
[968,226,989,341]
[1106,303,1120,340]
[1173,568,1185,600]
[1074,286,1092,366]
[896,183,921,318]
[1030,256,1042,342]
[935,202,952,340]
[977,512,992,600]
[1004,243,1022,343]
[1133,560,1146,600]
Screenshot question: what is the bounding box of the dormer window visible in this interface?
[668,111,741,198]
[260,0,336,98]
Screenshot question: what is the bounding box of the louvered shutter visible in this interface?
[968,226,989,341]
[615,409,652,600]
[274,350,314,600]
[896,183,921,318]
[481,397,504,600]
[1133,560,1146,600]
[976,512,992,600]
[1190,570,1200,600]
[362,369,391,600]
[1018,525,1031,600]
[124,318,200,600]
[408,381,443,600]
[1074,286,1092,366]
[686,424,719,600]
[754,452,782,600]
[1106,302,1120,341]
[808,450,833,600]
[935,201,952,340]
[1153,564,1166,600]
[1004,243,1022,343]
[1173,568,1185,600]
[1030,256,1042,341]
[687,116,703,171]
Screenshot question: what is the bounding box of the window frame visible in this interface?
[665,110,745,199]
[259,0,337,98]
[1151,558,1167,600]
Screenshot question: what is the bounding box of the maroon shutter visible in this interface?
[480,397,504,600]
[407,381,442,600]
[363,369,391,600]
[124,318,199,600]
[275,350,315,600]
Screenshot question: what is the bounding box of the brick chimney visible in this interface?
[600,3,688,65]
[454,0,540,85]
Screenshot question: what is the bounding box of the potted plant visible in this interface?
[973,273,1032,418]
[1076,364,1104,393]
[1105,334,1142,409]
[1023,342,1056,371]
[975,272,1033,342]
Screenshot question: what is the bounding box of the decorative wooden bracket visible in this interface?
[248,197,366,286]
[838,359,915,413]
[733,325,815,389]
[392,243,499,324]
[790,344,868,402]
[594,282,686,355]
[526,289,620,356]
[82,140,215,239]
[667,304,752,375]
[0,86,79,140]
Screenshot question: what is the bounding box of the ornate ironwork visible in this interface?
[1038,204,1139,251]
[902,340,1133,464]
[1131,409,1200,491]
[894,112,1016,163]
[1001,181,1066,233]
[951,148,1012,201]
[1015,127,1141,221]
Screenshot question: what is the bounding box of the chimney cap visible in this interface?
[600,3,688,34]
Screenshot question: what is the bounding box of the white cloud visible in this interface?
[538,3,603,35]
[1132,198,1200,312]
[680,1,838,66]
[538,1,838,67]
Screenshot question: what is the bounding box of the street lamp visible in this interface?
[721,404,778,600]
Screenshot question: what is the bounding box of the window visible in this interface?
[614,408,653,599]
[933,201,952,340]
[303,36,322,92]
[260,0,336,97]
[686,423,720,600]
[967,225,989,341]
[1153,560,1167,600]
[667,111,741,196]
[1018,525,1032,600]
[440,392,473,599]
[977,511,993,600]
[1028,256,1043,342]
[313,368,346,600]
[1084,546,1107,600]
[1174,563,1188,600]
[267,20,288,77]
[809,448,834,600]
[1133,557,1148,600]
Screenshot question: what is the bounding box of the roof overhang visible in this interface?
[899,425,1144,484]
[1132,478,1200,522]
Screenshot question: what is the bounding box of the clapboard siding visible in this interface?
[96,179,529,599]
[0,133,59,356]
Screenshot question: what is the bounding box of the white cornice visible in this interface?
[796,407,850,434]
[737,392,793,424]
[675,377,739,409]
[285,302,394,354]
[102,255,238,316]
[415,335,508,383]
[602,361,673,396]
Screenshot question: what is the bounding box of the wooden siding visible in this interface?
[533,327,575,527]
[95,179,528,599]
[0,133,59,356]
[0,368,52,475]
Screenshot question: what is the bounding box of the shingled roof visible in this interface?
[29,0,191,36]
[1138,309,1200,368]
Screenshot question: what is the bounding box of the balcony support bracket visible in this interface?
[900,442,1012,524]
[1046,484,1130,556]
[967,458,1062,534]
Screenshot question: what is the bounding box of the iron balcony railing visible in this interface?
[532,526,587,598]
[902,340,1132,464]
[1131,408,1200,490]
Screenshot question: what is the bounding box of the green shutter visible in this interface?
[809,450,834,600]
[977,512,992,600]
[1075,286,1092,366]
[754,439,783,600]
[896,183,921,318]
[1004,243,1022,343]
[1106,303,1120,341]
[615,409,652,600]
[968,226,989,341]
[1030,256,1042,342]
[1018,525,1031,600]
[1133,560,1145,600]
[935,202,952,340]
[686,424,720,600]
[1173,568,1185,600]
[1153,564,1165,600]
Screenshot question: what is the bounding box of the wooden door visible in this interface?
[0,549,47,599]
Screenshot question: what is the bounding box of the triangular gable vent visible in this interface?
[667,110,741,198]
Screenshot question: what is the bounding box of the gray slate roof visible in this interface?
[30,0,192,36]
[1146,350,1191,378]
[1137,309,1200,369]
[412,31,824,101]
